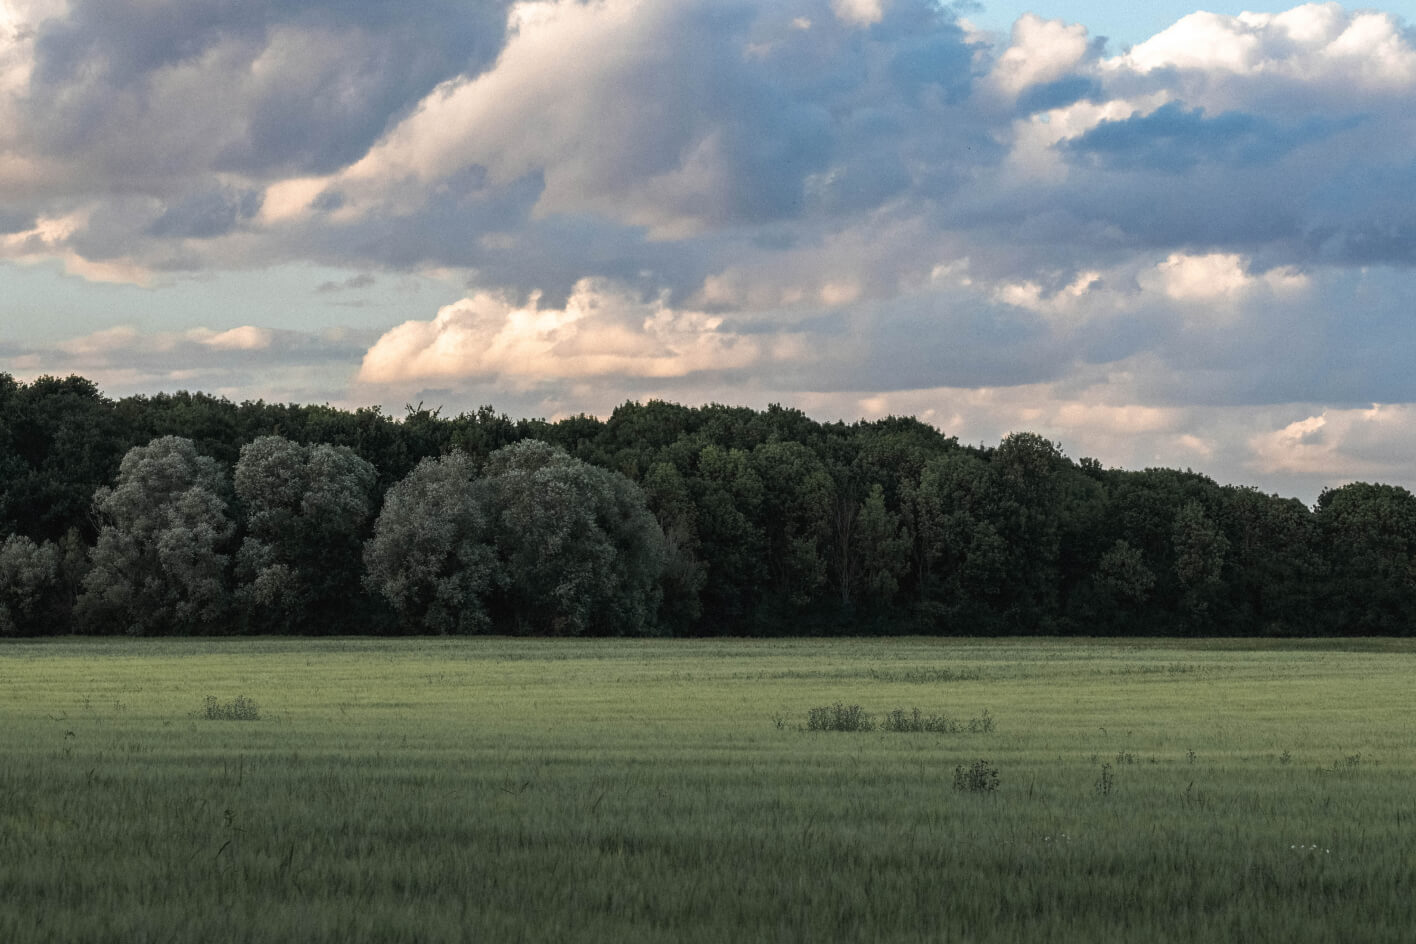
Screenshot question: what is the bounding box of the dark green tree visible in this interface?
[234,436,379,633]
[1,375,130,542]
[1314,482,1416,634]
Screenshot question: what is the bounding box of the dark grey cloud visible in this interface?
[146,188,264,239]
[879,7,976,104]
[1065,103,1362,173]
[1016,76,1103,115]
[316,273,376,294]
[24,0,513,179]
[0,211,34,235]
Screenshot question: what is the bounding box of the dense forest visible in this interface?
[2,372,1414,637]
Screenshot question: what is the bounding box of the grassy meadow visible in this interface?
[1,636,1413,943]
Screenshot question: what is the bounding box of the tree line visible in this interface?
[2,373,1414,636]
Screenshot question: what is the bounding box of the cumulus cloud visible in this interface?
[831,0,886,28]
[1138,252,1308,304]
[195,325,275,351]
[18,0,512,177]
[1121,4,1416,88]
[321,0,861,237]
[989,13,1095,98]
[1247,404,1416,487]
[358,278,800,385]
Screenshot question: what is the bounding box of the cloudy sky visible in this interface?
[4,0,1416,502]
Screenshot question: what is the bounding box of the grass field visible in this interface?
[1,636,1413,943]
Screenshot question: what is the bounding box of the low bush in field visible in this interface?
[882,707,953,732]
[806,703,874,731]
[953,759,1000,793]
[803,704,994,733]
[883,707,994,733]
[198,695,260,721]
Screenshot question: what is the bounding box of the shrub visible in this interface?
[883,707,994,733]
[883,708,952,732]
[199,695,260,721]
[1095,762,1115,797]
[967,708,995,733]
[953,759,1000,793]
[803,705,996,733]
[806,703,874,732]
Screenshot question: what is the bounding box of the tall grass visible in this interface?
[0,636,1413,942]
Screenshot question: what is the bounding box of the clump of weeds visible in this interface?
[804,705,994,733]
[1095,763,1115,797]
[1321,752,1370,775]
[806,703,875,732]
[883,708,990,733]
[953,759,1000,793]
[967,709,995,733]
[197,695,261,721]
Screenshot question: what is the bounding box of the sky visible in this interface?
[3,1,1416,504]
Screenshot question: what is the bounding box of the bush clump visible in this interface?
[953,759,1000,793]
[805,705,994,733]
[806,703,875,732]
[882,707,996,733]
[199,695,260,721]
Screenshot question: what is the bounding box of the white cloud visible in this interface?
[332,0,727,233]
[1247,404,1416,485]
[2,211,80,251]
[357,278,796,385]
[194,325,274,351]
[1144,253,1253,302]
[1,211,156,283]
[1138,253,1309,306]
[782,379,1232,476]
[258,177,329,225]
[989,14,1092,97]
[830,0,885,28]
[993,269,1106,317]
[985,251,1307,323]
[1123,11,1265,74]
[1001,96,1159,182]
[1119,4,1416,89]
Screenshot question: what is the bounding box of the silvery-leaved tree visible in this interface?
[363,451,498,634]
[479,440,668,635]
[77,436,234,634]
[234,436,377,632]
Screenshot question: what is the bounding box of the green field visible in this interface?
[1,637,1413,943]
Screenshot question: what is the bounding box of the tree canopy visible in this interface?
[2,372,1412,637]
